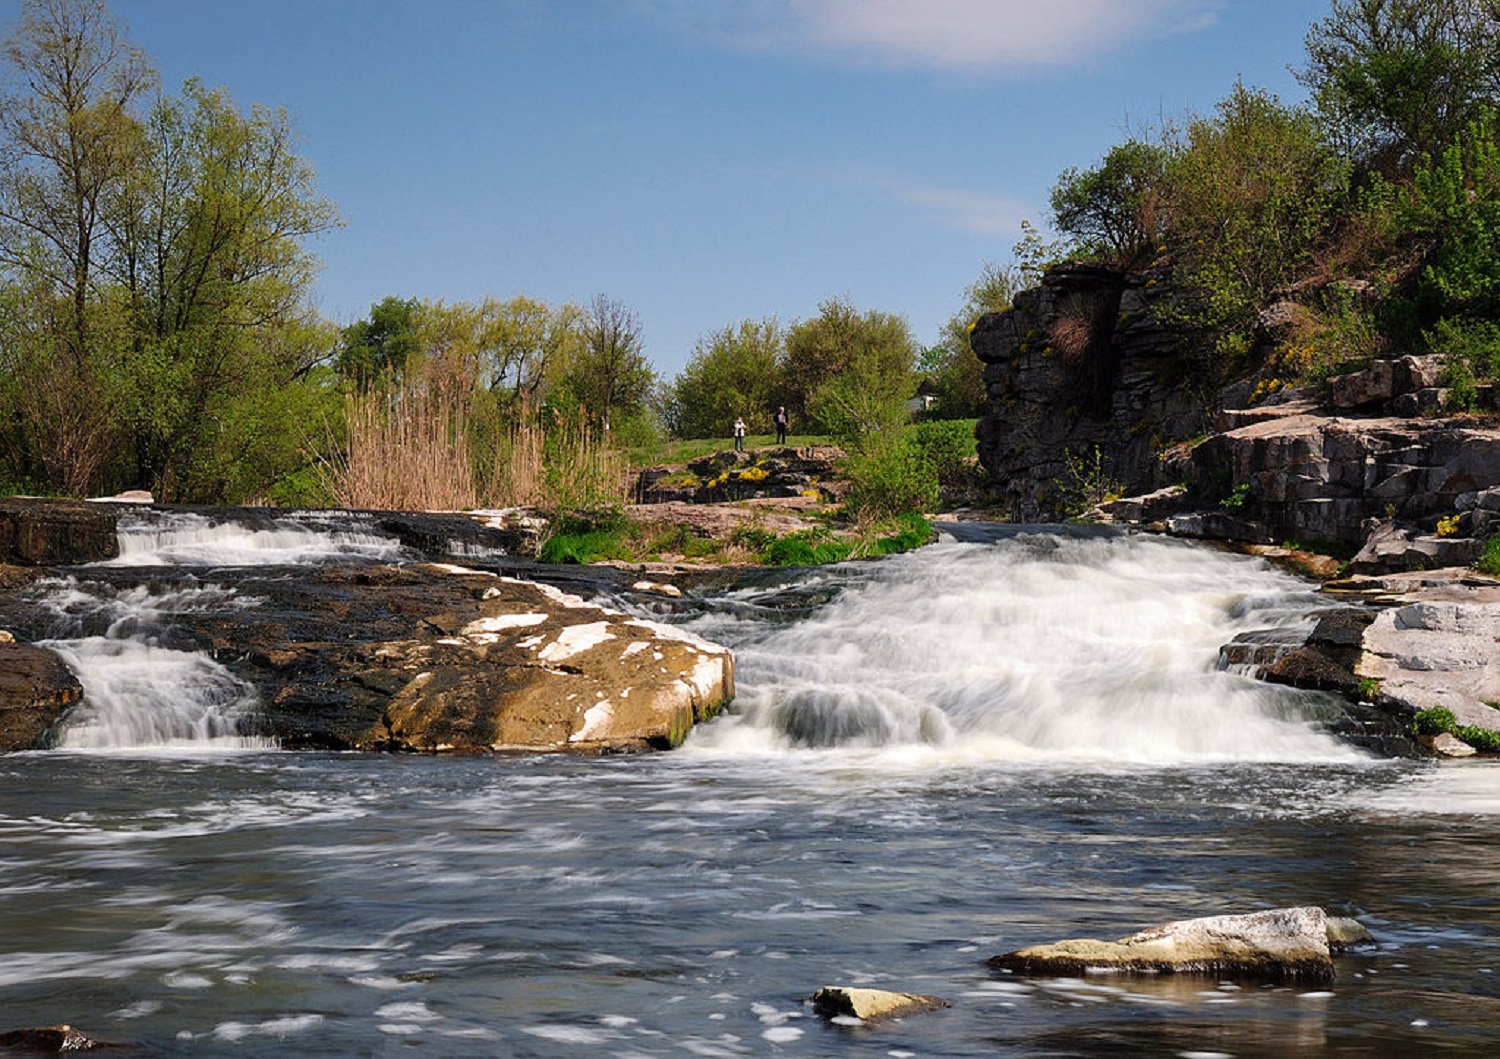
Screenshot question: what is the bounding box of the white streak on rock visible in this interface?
[538,622,616,662]
[570,700,614,742]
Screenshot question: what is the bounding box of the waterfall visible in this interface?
[108,509,403,567]
[682,527,1362,765]
[33,576,272,752]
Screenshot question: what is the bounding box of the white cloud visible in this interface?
[895,182,1029,237]
[638,0,1222,73]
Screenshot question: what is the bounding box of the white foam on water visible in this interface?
[684,531,1364,766]
[42,637,272,751]
[106,510,402,567]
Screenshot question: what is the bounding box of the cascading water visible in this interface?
[680,525,1358,765]
[29,508,406,751]
[109,509,403,567]
[33,578,272,751]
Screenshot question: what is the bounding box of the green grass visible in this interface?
[1477,535,1500,577]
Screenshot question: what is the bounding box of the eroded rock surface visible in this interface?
[201,563,734,752]
[989,907,1340,984]
[0,643,83,750]
[0,498,119,565]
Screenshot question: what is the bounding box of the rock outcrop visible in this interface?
[0,643,84,750]
[634,446,845,504]
[971,260,1204,521]
[0,497,119,565]
[151,562,733,752]
[989,907,1345,984]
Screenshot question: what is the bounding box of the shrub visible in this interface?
[1411,706,1457,736]
[1455,725,1500,753]
[1476,535,1500,577]
[762,530,853,566]
[842,434,939,521]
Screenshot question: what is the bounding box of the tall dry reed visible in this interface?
[328,385,479,511]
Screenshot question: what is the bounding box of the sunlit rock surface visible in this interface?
[810,987,950,1022]
[990,907,1339,984]
[205,563,734,752]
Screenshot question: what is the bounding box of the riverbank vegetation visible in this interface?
[1043,0,1500,407]
[7,0,1498,567]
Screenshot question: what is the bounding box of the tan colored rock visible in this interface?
[990,907,1336,984]
[810,987,950,1022]
[326,567,733,753]
[1422,731,1479,757]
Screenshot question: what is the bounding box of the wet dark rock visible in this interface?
[0,1024,116,1052]
[0,498,118,565]
[0,643,83,750]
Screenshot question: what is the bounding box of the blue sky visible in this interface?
[7,0,1331,376]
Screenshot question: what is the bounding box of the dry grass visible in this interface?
[328,385,479,511]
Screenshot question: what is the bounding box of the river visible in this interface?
[2,517,1499,1056]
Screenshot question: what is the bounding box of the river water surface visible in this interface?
[3,520,1500,1056]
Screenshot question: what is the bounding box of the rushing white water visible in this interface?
[31,576,272,751]
[41,637,271,751]
[107,510,402,567]
[683,528,1361,766]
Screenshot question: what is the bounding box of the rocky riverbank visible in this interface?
[0,502,733,753]
[971,259,1500,755]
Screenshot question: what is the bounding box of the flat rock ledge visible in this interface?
[810,987,950,1023]
[989,907,1353,984]
[246,563,736,753]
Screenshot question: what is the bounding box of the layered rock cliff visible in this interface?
[971,260,1500,571]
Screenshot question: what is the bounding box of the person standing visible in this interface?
[774,406,789,445]
[733,416,747,452]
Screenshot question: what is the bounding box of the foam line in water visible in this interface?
[683,531,1363,766]
[107,510,403,567]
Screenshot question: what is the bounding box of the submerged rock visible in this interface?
[0,1024,115,1051]
[810,987,950,1022]
[989,907,1340,984]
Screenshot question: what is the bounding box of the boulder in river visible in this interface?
[0,1024,114,1051]
[810,987,950,1022]
[187,562,735,753]
[989,907,1342,984]
[0,497,118,565]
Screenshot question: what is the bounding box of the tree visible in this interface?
[661,317,784,439]
[337,296,422,389]
[0,0,152,494]
[0,0,339,500]
[479,295,582,405]
[1050,139,1171,265]
[1161,82,1348,371]
[783,297,918,431]
[561,294,655,430]
[1300,0,1500,170]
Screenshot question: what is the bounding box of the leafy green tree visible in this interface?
[1161,82,1348,373]
[558,294,656,431]
[1050,139,1171,265]
[0,0,152,494]
[0,0,339,501]
[661,317,784,438]
[337,296,422,389]
[783,297,918,431]
[1300,0,1500,169]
